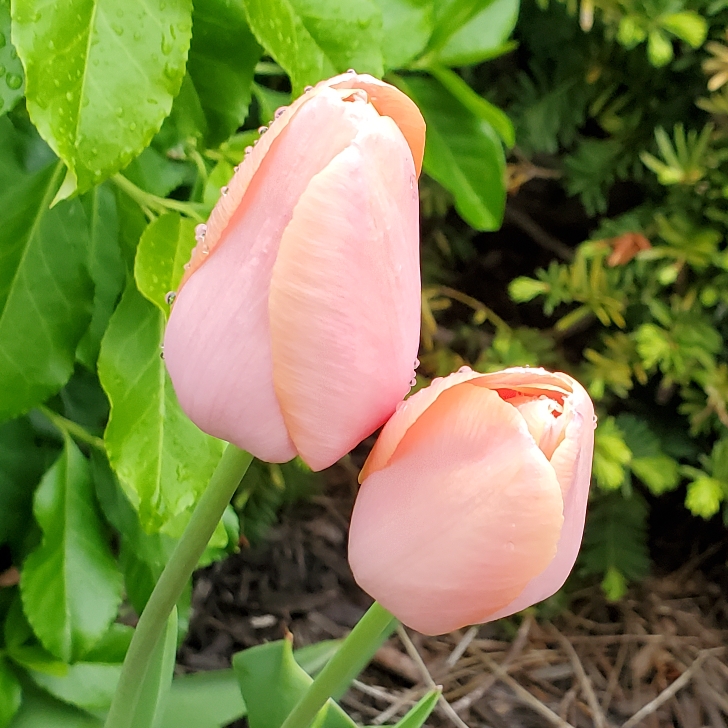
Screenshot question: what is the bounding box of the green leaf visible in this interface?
[252,84,291,126]
[19,437,123,662]
[8,682,103,728]
[160,670,246,728]
[393,689,440,728]
[28,663,120,714]
[76,184,126,369]
[188,0,262,146]
[426,0,492,53]
[98,281,225,534]
[593,417,632,491]
[0,655,22,728]
[0,162,93,421]
[243,0,383,94]
[233,638,358,728]
[659,11,706,48]
[647,29,673,67]
[6,646,69,678]
[631,456,679,495]
[0,418,54,549]
[373,0,433,70]
[135,213,197,314]
[11,0,193,196]
[0,0,25,117]
[123,148,192,199]
[685,476,723,519]
[435,0,519,66]
[398,74,505,231]
[427,65,514,147]
[129,607,178,728]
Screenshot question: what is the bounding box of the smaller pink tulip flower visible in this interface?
[163,72,425,471]
[348,367,595,635]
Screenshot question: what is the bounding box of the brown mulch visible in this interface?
[179,459,728,728]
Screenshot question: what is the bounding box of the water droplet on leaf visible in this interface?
[165,291,176,305]
[6,74,22,90]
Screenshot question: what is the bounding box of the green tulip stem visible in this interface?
[104,444,254,728]
[280,601,397,728]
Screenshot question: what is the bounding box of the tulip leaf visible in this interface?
[435,0,519,66]
[392,689,440,728]
[187,0,262,146]
[11,0,193,197]
[397,74,506,231]
[373,0,433,70]
[0,0,25,118]
[0,655,22,728]
[243,0,384,93]
[135,213,197,315]
[0,161,93,422]
[233,639,358,728]
[19,437,123,663]
[28,663,121,714]
[76,184,127,369]
[98,281,225,535]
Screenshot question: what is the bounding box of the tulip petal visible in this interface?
[360,368,483,481]
[269,110,421,471]
[349,382,564,635]
[327,73,426,176]
[164,91,370,462]
[485,378,595,621]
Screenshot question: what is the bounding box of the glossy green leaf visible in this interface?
[0,0,24,117]
[426,0,492,54]
[436,0,519,66]
[6,646,69,678]
[398,75,506,231]
[129,607,178,728]
[135,213,197,313]
[0,418,53,549]
[243,0,383,93]
[122,147,193,199]
[98,282,225,535]
[188,0,262,146]
[160,670,246,728]
[11,0,193,196]
[233,638,357,728]
[373,0,433,70]
[82,623,134,664]
[428,65,514,147]
[0,162,93,421]
[8,683,102,728]
[76,184,126,369]
[253,84,290,127]
[0,655,22,728]
[19,438,123,662]
[393,689,440,728]
[28,663,120,714]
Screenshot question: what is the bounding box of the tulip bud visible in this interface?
[348,367,595,635]
[164,73,425,471]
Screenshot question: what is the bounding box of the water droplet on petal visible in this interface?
[194,223,207,241]
[233,164,240,172]
[506,541,515,551]
[346,68,356,74]
[274,106,287,118]
[414,358,420,368]
[244,146,253,155]
[592,414,598,428]
[409,376,417,387]
[458,365,472,374]
[220,186,229,196]
[258,125,268,134]
[165,291,176,305]
[304,85,313,92]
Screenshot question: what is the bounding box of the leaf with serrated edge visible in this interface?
[98,281,225,535]
[135,213,196,314]
[11,0,193,195]
[243,0,383,93]
[0,162,93,421]
[20,437,123,663]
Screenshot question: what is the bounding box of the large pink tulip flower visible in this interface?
[164,72,425,471]
[348,367,595,635]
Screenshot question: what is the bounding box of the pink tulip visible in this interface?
[348,367,595,635]
[164,73,425,471]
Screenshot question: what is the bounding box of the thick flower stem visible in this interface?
[104,445,253,728]
[280,601,397,728]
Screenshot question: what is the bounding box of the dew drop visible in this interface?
[506,541,515,551]
[160,346,165,359]
[116,8,124,17]
[244,145,253,155]
[0,33,6,49]
[274,106,287,119]
[161,36,173,55]
[112,23,124,36]
[457,365,472,374]
[346,68,356,74]
[201,242,209,255]
[220,185,229,196]
[183,262,190,270]
[194,223,207,241]
[6,74,22,90]
[409,376,417,387]
[129,121,136,131]
[304,85,313,92]
[165,291,176,305]
[48,39,55,50]
[414,357,420,368]
[233,164,240,172]
[258,125,268,134]
[133,31,142,41]
[592,414,598,429]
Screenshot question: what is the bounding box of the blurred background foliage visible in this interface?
[0,0,727,722]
